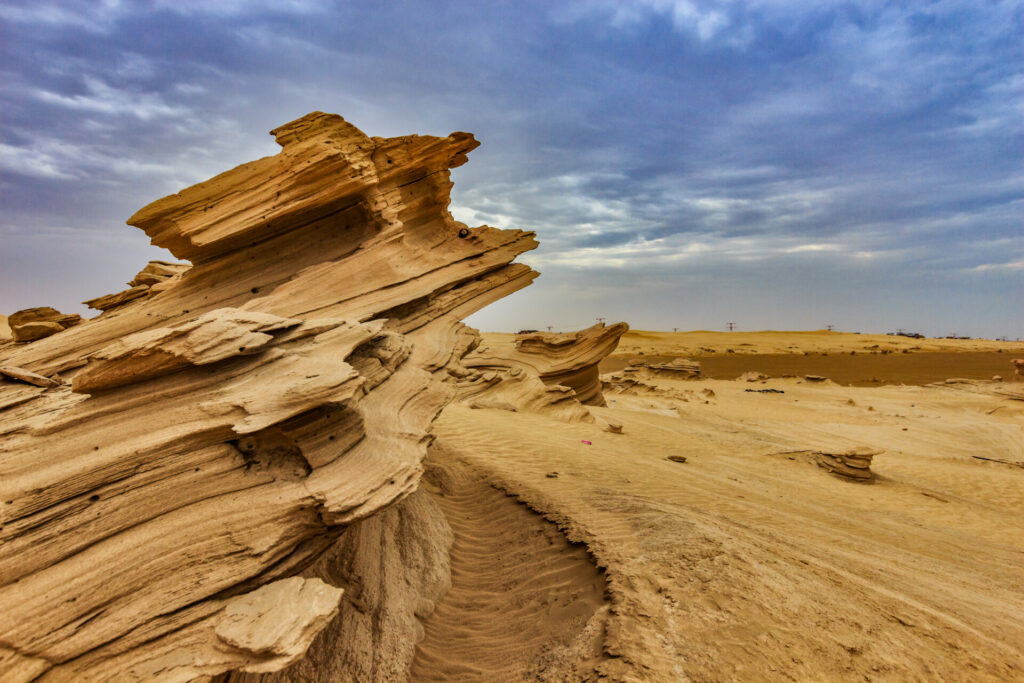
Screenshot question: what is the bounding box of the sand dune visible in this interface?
[435,373,1024,680]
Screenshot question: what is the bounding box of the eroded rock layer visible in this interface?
[458,323,628,418]
[0,112,537,681]
[8,307,82,343]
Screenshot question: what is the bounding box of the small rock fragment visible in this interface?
[738,371,768,382]
[9,307,82,342]
[0,365,60,387]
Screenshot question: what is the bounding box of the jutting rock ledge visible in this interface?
[0,112,538,681]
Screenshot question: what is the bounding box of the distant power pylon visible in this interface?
[672,327,679,333]
[826,324,834,332]
[546,326,553,332]
[596,317,605,325]
[726,322,736,331]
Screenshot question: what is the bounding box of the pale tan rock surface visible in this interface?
[84,260,190,312]
[458,322,628,418]
[0,112,537,681]
[8,307,82,343]
[223,486,454,683]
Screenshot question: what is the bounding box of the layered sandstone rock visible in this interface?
[0,112,537,681]
[8,307,82,343]
[771,447,880,482]
[460,322,628,411]
[83,260,190,312]
[631,357,701,379]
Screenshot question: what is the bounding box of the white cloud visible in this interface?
[971,260,1024,272]
[0,143,76,179]
[33,77,186,120]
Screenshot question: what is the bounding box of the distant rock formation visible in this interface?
[83,260,190,312]
[771,447,880,482]
[643,357,701,378]
[454,323,628,421]
[738,370,769,382]
[618,357,701,381]
[458,366,594,423]
[465,323,629,406]
[0,112,537,681]
[8,306,82,343]
[1012,359,1024,379]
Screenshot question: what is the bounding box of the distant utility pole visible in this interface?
[596,317,605,325]
[726,322,736,331]
[897,328,904,335]
[546,326,553,332]
[672,327,679,333]
[826,324,834,332]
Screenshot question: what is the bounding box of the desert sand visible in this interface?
[2,114,1022,682]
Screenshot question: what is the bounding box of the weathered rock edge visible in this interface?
[456,323,629,422]
[0,112,538,681]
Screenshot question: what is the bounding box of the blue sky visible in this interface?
[1,0,1021,337]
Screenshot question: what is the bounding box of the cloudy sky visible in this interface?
[1,0,1021,337]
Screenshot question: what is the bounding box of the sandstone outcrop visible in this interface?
[458,366,594,423]
[8,307,82,343]
[83,260,190,312]
[452,323,628,422]
[631,357,701,379]
[771,447,880,482]
[0,112,537,681]
[738,370,769,382]
[1012,359,1024,379]
[461,322,627,407]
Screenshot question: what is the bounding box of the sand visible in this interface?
[419,350,1024,680]
[603,351,1019,386]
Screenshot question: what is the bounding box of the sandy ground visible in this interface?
[410,449,607,681]
[602,351,1020,386]
[425,362,1024,680]
[486,329,1024,356]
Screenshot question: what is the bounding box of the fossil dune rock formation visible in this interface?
[7,307,82,343]
[83,260,191,312]
[0,112,537,681]
[452,322,628,423]
[461,322,628,409]
[631,357,701,379]
[770,447,880,482]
